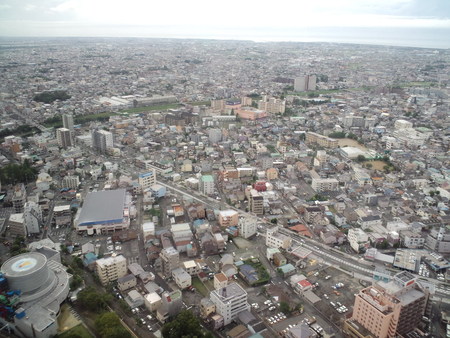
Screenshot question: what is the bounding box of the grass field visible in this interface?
[58,324,93,338]
[192,277,210,297]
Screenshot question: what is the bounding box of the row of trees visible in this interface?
[0,124,39,140]
[0,160,37,184]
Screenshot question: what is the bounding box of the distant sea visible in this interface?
[1,25,449,49]
[165,26,450,49]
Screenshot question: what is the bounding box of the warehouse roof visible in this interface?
[77,189,126,226]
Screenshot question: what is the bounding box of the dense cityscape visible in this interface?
[0,37,449,338]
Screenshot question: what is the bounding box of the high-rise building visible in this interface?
[160,247,180,277]
[56,127,73,149]
[258,97,286,114]
[294,75,316,92]
[138,170,156,191]
[23,201,42,234]
[12,183,27,213]
[92,129,113,153]
[344,271,429,338]
[95,255,127,286]
[210,282,250,325]
[249,189,264,215]
[238,216,257,239]
[62,114,74,131]
[199,175,215,195]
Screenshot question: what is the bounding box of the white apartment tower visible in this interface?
[62,114,74,131]
[238,216,257,239]
[210,283,250,325]
[23,201,42,234]
[95,255,127,286]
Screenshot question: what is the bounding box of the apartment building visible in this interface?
[138,170,156,191]
[312,177,339,192]
[95,255,127,286]
[344,271,429,338]
[56,127,73,148]
[160,247,180,277]
[348,228,369,253]
[249,189,264,215]
[61,175,80,189]
[294,75,316,92]
[218,210,239,227]
[426,227,450,253]
[210,282,250,325]
[305,132,338,148]
[12,184,27,213]
[92,129,113,153]
[258,97,286,114]
[62,113,74,131]
[266,227,292,249]
[23,201,42,234]
[171,267,192,289]
[238,216,257,239]
[199,175,215,195]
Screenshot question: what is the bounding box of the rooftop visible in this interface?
[76,189,127,226]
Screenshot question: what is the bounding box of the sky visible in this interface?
[0,0,449,47]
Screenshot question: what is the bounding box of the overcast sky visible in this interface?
[0,0,449,46]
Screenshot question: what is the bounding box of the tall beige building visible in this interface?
[249,189,264,215]
[56,127,73,148]
[294,75,316,92]
[96,255,127,285]
[344,271,429,338]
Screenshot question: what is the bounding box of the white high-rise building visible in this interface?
[23,201,42,234]
[96,255,127,285]
[62,114,74,131]
[92,129,113,153]
[238,216,257,239]
[199,175,215,195]
[210,283,250,325]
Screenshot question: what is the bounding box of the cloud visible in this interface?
[50,0,79,13]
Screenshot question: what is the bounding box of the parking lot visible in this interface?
[302,264,365,327]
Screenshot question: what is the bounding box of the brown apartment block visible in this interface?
[344,271,429,338]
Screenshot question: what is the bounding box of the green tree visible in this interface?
[280,301,291,314]
[356,155,366,163]
[77,287,111,312]
[162,310,211,338]
[95,312,131,338]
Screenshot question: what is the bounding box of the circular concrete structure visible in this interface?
[1,252,50,293]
